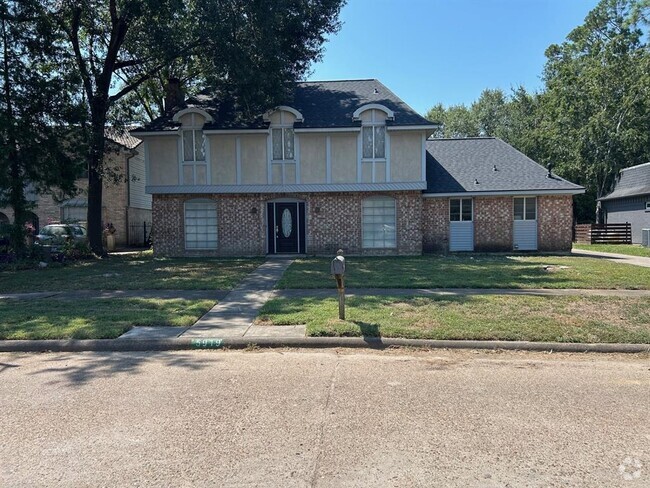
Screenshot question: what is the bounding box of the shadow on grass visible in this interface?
[28,351,221,387]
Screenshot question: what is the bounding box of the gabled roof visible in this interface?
[599,162,650,201]
[133,79,437,133]
[425,137,584,195]
[105,128,141,149]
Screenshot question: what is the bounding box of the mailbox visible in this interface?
[330,255,345,276]
[331,250,346,319]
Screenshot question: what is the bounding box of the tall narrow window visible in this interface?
[360,109,387,183]
[272,128,294,161]
[270,117,296,184]
[362,197,396,249]
[184,199,217,250]
[514,197,537,221]
[181,129,207,185]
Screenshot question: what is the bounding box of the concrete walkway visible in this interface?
[179,259,298,339]
[572,248,650,268]
[0,290,229,301]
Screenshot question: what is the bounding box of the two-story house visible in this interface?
[132,79,583,256]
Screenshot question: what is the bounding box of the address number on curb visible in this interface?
[191,338,224,349]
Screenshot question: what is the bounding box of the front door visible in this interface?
[267,202,305,254]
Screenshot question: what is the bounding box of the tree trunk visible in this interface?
[87,112,106,255]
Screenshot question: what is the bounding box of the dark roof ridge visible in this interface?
[620,161,650,172]
[299,78,378,84]
[427,136,496,142]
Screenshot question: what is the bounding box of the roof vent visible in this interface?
[474,179,479,185]
[546,162,554,178]
[373,88,379,94]
[493,164,498,172]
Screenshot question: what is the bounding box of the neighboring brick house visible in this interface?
[132,79,583,257]
[0,131,152,247]
[598,162,650,244]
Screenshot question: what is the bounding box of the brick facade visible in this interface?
[152,191,423,257]
[421,198,448,252]
[537,195,574,251]
[152,192,576,257]
[474,196,514,251]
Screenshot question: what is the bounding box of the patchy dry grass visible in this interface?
[0,298,215,340]
[258,295,650,343]
[276,254,650,290]
[0,251,263,293]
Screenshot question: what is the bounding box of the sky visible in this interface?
[307,0,601,115]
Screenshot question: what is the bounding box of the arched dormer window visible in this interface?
[174,110,212,185]
[355,106,393,183]
[265,107,303,184]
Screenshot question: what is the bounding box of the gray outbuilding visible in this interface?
[599,162,650,244]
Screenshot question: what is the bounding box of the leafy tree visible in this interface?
[471,88,509,137]
[50,0,344,253]
[0,1,84,255]
[426,103,479,138]
[542,0,650,220]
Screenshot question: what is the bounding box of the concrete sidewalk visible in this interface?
[3,286,649,302]
[572,248,650,268]
[179,259,298,339]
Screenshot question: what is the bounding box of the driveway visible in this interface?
[0,349,648,487]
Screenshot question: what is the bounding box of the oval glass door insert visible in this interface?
[281,208,292,237]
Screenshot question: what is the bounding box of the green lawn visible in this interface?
[258,295,650,344]
[276,255,650,290]
[0,252,263,293]
[573,243,650,258]
[0,298,215,339]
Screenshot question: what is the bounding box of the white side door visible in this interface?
[449,198,474,251]
[513,197,538,251]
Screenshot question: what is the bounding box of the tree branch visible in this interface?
[67,7,94,101]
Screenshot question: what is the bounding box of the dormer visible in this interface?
[354,105,394,183]
[264,107,304,184]
[173,108,213,185]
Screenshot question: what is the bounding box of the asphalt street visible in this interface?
[0,348,648,487]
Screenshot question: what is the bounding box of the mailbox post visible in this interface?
[330,249,346,320]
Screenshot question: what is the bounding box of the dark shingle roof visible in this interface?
[599,162,650,201]
[425,138,584,194]
[134,79,436,132]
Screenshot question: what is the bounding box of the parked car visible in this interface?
[35,224,87,251]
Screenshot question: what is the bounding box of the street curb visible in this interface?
[1,337,648,354]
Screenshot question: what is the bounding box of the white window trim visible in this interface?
[353,104,394,121]
[184,199,218,250]
[358,109,390,183]
[172,107,214,123]
[362,196,397,249]
[450,198,473,222]
[513,196,537,221]
[268,110,300,185]
[645,201,650,212]
[178,113,210,185]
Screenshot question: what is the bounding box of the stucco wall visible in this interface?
[240,135,267,184]
[148,137,179,185]
[390,132,422,182]
[210,135,237,184]
[330,134,357,184]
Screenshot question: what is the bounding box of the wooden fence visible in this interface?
[574,223,631,244]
